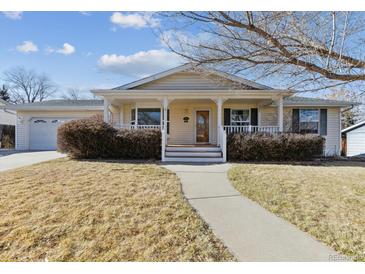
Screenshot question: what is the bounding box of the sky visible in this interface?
[0,11,183,98]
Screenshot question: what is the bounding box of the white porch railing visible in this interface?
[223,125,280,134]
[114,124,161,130]
[219,126,227,162]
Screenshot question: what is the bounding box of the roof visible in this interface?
[112,63,273,91]
[280,96,357,107]
[5,99,104,111]
[342,120,365,134]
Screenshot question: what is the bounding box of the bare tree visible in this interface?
[160,12,365,92]
[61,88,94,100]
[2,67,56,103]
[62,88,83,100]
[325,88,365,127]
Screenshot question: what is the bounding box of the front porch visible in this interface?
[103,96,284,162]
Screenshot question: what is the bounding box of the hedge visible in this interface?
[227,132,324,161]
[57,117,161,159]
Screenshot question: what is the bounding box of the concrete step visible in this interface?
[166,146,221,152]
[164,156,224,163]
[165,151,222,157]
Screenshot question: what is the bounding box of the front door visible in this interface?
[196,111,209,143]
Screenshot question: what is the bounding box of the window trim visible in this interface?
[230,109,250,126]
[299,108,320,134]
[131,108,161,126]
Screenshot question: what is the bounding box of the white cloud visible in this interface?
[2,11,23,20]
[56,43,75,55]
[79,11,91,16]
[98,49,184,77]
[16,41,38,53]
[110,12,159,29]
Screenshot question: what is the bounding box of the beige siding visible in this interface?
[325,108,341,156]
[16,110,102,150]
[168,101,217,145]
[136,71,254,90]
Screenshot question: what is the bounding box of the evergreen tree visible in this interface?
[0,85,10,102]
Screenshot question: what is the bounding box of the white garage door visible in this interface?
[30,118,74,150]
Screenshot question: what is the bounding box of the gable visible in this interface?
[130,71,259,90]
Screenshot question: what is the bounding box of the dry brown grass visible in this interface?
[228,162,365,262]
[0,159,234,261]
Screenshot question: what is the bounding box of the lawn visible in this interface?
[228,162,365,262]
[0,158,234,261]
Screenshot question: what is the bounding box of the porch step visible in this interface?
[166,146,221,152]
[165,151,222,157]
[164,156,224,163]
[164,145,223,162]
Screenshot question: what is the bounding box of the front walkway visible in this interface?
[0,150,65,172]
[163,163,340,261]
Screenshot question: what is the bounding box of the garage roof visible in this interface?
[5,99,104,111]
[342,120,365,134]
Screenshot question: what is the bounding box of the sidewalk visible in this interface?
[163,163,340,262]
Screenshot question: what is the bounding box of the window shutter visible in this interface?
[292,109,299,133]
[250,108,258,126]
[320,109,327,136]
[224,108,231,125]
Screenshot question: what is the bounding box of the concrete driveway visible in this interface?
[0,150,65,172]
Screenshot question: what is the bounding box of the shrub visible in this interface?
[113,129,161,159]
[227,132,324,161]
[57,116,116,159]
[57,117,161,160]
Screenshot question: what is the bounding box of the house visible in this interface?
[7,64,355,162]
[0,98,16,126]
[342,120,365,157]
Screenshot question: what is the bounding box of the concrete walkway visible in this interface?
[0,150,65,172]
[163,163,340,262]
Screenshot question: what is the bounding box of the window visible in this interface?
[131,108,161,125]
[231,109,250,125]
[34,119,47,124]
[299,109,319,134]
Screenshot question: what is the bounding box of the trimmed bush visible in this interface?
[113,129,161,159]
[57,116,117,159]
[57,116,161,159]
[227,132,324,161]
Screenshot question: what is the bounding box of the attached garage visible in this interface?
[7,100,103,151]
[342,120,365,157]
[29,117,76,150]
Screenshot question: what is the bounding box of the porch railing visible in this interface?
[114,124,161,130]
[223,125,280,134]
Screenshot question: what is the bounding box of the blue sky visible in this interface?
[0,11,183,98]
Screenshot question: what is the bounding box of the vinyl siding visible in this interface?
[324,108,341,156]
[136,71,254,90]
[346,126,365,157]
[260,106,341,156]
[15,110,102,150]
[0,109,16,125]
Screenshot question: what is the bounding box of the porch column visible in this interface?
[119,105,124,126]
[135,103,138,128]
[277,96,284,132]
[103,98,110,123]
[216,98,223,146]
[162,97,169,132]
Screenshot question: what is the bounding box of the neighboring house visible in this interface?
[0,98,16,126]
[342,120,365,157]
[7,64,355,162]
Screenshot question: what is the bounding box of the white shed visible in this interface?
[342,121,365,157]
